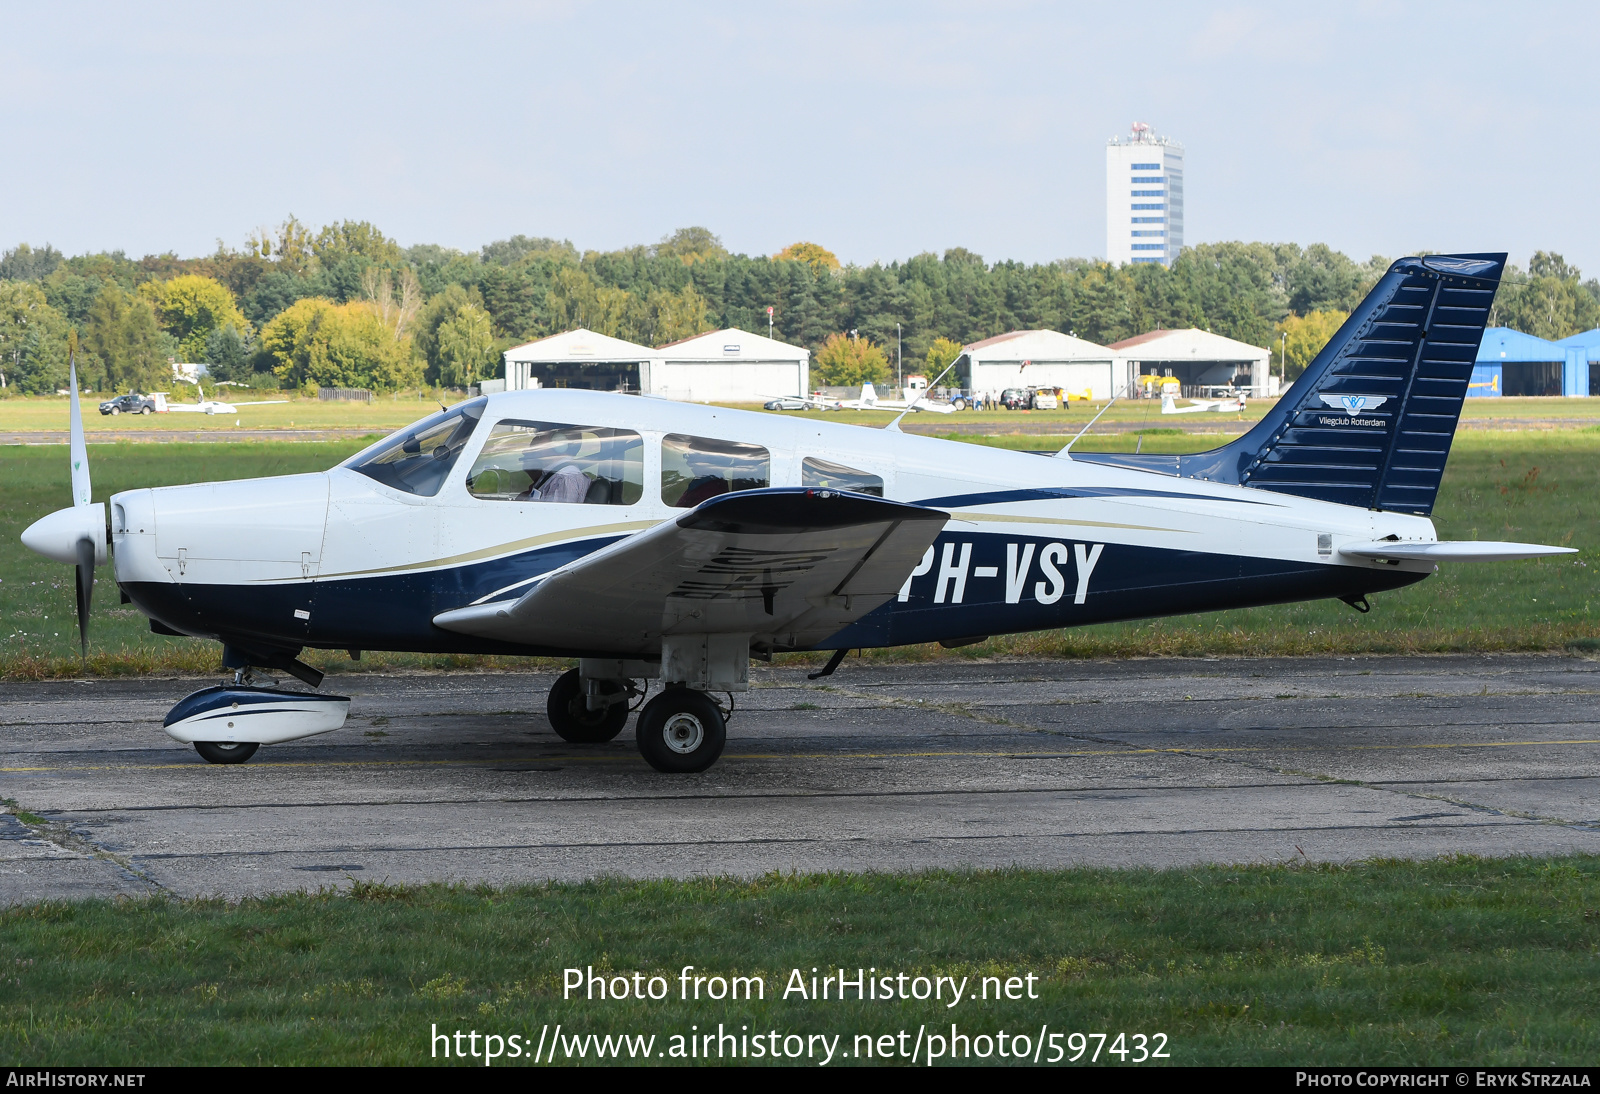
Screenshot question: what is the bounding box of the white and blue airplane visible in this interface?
[21,253,1576,773]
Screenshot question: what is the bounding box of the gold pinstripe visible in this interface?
[315,519,663,580]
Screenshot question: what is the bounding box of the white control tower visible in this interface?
[1106,122,1184,267]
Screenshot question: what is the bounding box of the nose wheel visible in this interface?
[194,741,259,764]
[636,688,726,773]
[546,668,630,743]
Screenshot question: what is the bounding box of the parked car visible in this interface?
[763,396,810,411]
[999,387,1031,410]
[1029,388,1060,410]
[98,393,156,416]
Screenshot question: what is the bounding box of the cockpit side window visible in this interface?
[661,434,770,508]
[343,398,487,497]
[465,420,644,504]
[801,456,884,497]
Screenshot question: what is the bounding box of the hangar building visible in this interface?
[503,328,651,394]
[652,328,809,403]
[959,330,1123,401]
[502,327,810,403]
[1555,329,1599,397]
[1108,328,1272,397]
[1472,328,1588,398]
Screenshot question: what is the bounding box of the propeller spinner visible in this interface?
[19,354,108,658]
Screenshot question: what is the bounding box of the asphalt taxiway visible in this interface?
[2,654,1598,902]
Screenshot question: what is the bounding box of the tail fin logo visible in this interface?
[1318,393,1390,415]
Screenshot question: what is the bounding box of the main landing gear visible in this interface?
[545,669,727,774]
[635,688,726,774]
[546,668,630,743]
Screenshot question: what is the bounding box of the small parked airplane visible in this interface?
[1161,392,1247,414]
[20,253,1577,773]
[785,382,960,414]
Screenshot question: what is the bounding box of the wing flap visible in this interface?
[433,489,947,653]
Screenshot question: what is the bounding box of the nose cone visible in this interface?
[21,504,107,565]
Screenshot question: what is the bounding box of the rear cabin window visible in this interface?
[344,398,486,497]
[801,456,883,497]
[661,434,770,508]
[465,421,643,504]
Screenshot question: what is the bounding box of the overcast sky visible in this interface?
[2,1,1591,272]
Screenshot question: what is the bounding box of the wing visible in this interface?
[230,400,290,406]
[433,489,948,654]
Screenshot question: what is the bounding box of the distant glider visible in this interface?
[160,380,288,415]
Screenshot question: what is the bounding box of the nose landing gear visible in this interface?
[194,740,259,764]
[164,662,350,764]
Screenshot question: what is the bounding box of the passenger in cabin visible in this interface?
[525,432,589,503]
[676,452,731,508]
[660,433,769,508]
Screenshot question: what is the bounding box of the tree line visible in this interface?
[1,220,1596,396]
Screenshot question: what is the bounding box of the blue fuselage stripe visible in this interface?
[126,529,1423,659]
[911,486,1277,509]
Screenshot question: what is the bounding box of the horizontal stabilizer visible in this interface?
[1338,540,1578,562]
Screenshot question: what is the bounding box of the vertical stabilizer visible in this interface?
[1075,253,1505,515]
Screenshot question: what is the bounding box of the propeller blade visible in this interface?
[68,352,91,508]
[75,535,94,659]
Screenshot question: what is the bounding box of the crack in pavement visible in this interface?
[2,800,166,896]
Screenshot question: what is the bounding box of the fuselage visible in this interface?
[110,390,1435,659]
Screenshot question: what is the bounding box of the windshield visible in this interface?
[343,398,487,496]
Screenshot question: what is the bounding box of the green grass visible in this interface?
[2,431,1595,678]
[2,857,1598,1065]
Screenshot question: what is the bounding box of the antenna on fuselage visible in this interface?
[885,352,964,433]
[1057,394,1118,456]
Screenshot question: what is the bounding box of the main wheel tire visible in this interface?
[546,667,629,743]
[194,741,259,764]
[636,688,726,773]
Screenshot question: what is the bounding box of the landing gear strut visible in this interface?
[546,668,631,743]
